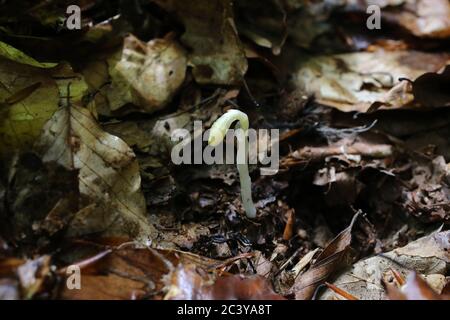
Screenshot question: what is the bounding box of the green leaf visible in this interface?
[0,40,57,68]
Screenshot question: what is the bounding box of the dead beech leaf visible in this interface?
[5,152,79,243]
[165,264,284,300]
[402,156,450,222]
[343,0,450,39]
[151,0,248,85]
[35,105,157,240]
[387,272,450,300]
[411,65,450,108]
[83,34,187,115]
[114,34,187,113]
[0,279,20,300]
[320,230,450,300]
[290,50,450,112]
[234,0,287,55]
[385,0,450,38]
[292,212,360,300]
[17,255,51,299]
[209,275,285,300]
[59,247,220,300]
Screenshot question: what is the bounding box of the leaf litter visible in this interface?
[0,0,449,300]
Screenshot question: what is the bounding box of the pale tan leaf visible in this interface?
[36,105,156,240]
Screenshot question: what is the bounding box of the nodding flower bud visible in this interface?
[208,109,256,219]
[208,109,249,146]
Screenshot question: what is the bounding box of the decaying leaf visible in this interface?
[320,230,450,300]
[0,60,89,155]
[59,246,219,300]
[403,156,450,222]
[114,34,187,113]
[289,50,450,112]
[165,265,284,300]
[17,255,51,299]
[292,213,360,300]
[0,278,20,300]
[410,65,450,108]
[387,272,450,300]
[4,152,79,244]
[83,34,187,115]
[151,0,248,85]
[0,40,57,68]
[0,60,59,153]
[234,0,287,55]
[35,104,156,240]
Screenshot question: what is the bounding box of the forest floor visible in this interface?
[0,0,449,300]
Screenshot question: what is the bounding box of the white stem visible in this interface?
[208,109,256,218]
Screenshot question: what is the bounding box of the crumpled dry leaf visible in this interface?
[84,34,187,115]
[291,212,360,300]
[234,0,287,55]
[387,272,450,300]
[151,0,248,85]
[165,264,284,300]
[403,156,450,222]
[59,246,219,300]
[35,104,156,240]
[113,34,187,113]
[345,0,450,39]
[397,0,450,38]
[289,50,450,112]
[4,152,79,244]
[320,230,450,300]
[410,65,450,108]
[0,278,20,300]
[17,255,51,299]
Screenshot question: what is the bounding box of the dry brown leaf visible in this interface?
[387,272,450,300]
[151,0,248,85]
[114,34,187,113]
[165,265,284,300]
[320,230,450,300]
[291,212,360,300]
[344,0,450,38]
[289,50,450,112]
[4,152,80,244]
[17,255,51,299]
[0,279,20,300]
[59,246,220,300]
[410,65,450,108]
[35,104,157,240]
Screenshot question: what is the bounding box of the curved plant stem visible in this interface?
[208,109,256,218]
